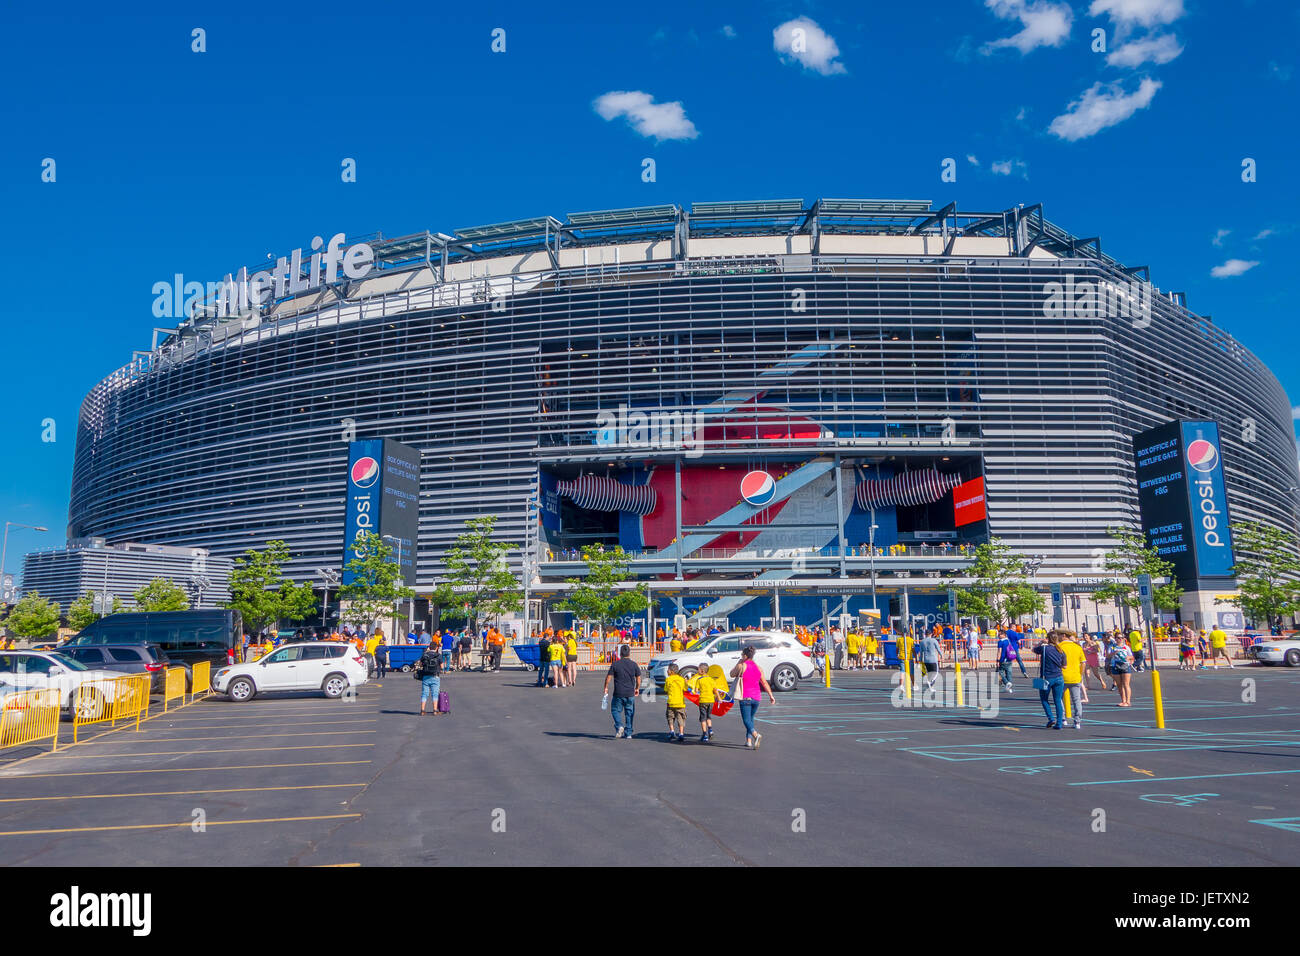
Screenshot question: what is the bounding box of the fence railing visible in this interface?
[190,661,211,700]
[0,688,61,752]
[72,674,151,742]
[162,667,186,712]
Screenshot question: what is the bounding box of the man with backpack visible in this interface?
[416,641,446,716]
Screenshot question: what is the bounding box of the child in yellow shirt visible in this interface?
[689,669,716,742]
[664,664,687,741]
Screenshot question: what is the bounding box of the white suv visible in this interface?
[0,650,136,719]
[213,642,368,701]
[648,631,814,692]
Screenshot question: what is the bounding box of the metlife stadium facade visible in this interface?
[68,199,1299,628]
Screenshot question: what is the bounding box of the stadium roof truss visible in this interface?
[161,198,1161,352]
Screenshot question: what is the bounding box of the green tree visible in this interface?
[945,538,1045,626]
[431,516,523,634]
[4,591,61,639]
[68,591,125,632]
[227,539,319,635]
[133,577,190,612]
[1217,521,1300,630]
[556,543,648,632]
[1091,526,1183,621]
[338,531,415,633]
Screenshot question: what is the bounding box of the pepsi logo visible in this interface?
[1186,439,1218,473]
[351,456,380,488]
[740,470,776,507]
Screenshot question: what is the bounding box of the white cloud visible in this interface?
[1015,106,1028,121]
[1089,0,1185,31]
[1210,258,1259,278]
[1269,61,1293,81]
[990,158,1029,178]
[967,154,980,166]
[981,0,1073,55]
[1292,406,1300,420]
[1048,77,1161,141]
[1212,229,1231,247]
[773,17,847,75]
[721,25,736,39]
[1107,32,1183,67]
[1254,228,1275,241]
[593,91,699,141]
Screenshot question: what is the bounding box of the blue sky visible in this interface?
[1,0,1297,572]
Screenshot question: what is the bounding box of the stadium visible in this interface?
[65,198,1299,631]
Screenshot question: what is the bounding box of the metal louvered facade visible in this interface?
[66,199,1298,592]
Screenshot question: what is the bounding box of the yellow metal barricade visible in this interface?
[190,661,211,700]
[72,674,150,742]
[162,666,186,712]
[0,688,61,752]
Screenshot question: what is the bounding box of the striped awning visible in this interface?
[855,469,960,510]
[557,476,657,516]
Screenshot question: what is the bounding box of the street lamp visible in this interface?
[317,567,340,630]
[1,522,48,601]
[868,514,880,613]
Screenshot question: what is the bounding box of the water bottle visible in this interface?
[601,693,609,710]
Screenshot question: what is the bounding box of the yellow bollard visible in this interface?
[1151,669,1165,730]
[1063,687,1073,720]
[903,649,912,699]
[955,661,964,707]
[824,653,831,688]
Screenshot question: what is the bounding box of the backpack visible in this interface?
[415,649,442,678]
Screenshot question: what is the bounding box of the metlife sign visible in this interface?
[342,439,421,586]
[1132,420,1236,587]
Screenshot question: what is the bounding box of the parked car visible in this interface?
[63,609,242,670]
[0,649,142,719]
[57,643,188,695]
[212,641,368,702]
[648,630,814,692]
[1248,638,1300,667]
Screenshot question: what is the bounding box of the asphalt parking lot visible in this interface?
[0,663,1296,866]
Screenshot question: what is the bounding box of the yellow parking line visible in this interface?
[316,862,361,867]
[0,783,368,803]
[136,720,378,731]
[156,710,381,720]
[43,743,374,758]
[2,760,372,778]
[0,813,363,837]
[102,731,378,743]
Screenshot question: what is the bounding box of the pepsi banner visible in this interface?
[343,439,420,586]
[1132,420,1235,587]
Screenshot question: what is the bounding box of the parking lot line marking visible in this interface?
[904,737,1300,761]
[138,719,379,730]
[107,730,379,743]
[0,814,363,837]
[1069,769,1300,786]
[41,743,374,758]
[0,783,368,803]
[1,760,372,778]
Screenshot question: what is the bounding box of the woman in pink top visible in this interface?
[729,646,777,749]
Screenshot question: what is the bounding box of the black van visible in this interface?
[63,609,242,669]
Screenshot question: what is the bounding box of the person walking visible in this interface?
[1083,633,1114,691]
[548,636,567,687]
[566,630,579,686]
[1005,624,1029,678]
[536,631,552,688]
[729,646,776,749]
[664,663,688,741]
[1032,631,1067,729]
[416,640,444,716]
[1107,637,1135,707]
[1208,625,1235,668]
[996,629,1017,693]
[602,644,641,739]
[1057,630,1087,728]
[915,630,942,690]
[458,631,473,671]
[1128,627,1146,672]
[374,641,388,678]
[965,625,981,669]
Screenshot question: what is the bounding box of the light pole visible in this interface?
[381,536,402,642]
[868,513,880,613]
[1,522,48,600]
[317,567,340,631]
